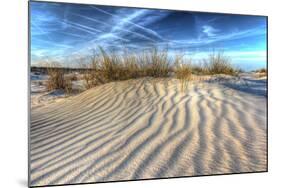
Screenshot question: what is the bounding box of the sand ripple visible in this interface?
[30,77,267,186]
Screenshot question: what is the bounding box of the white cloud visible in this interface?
[202,25,219,37]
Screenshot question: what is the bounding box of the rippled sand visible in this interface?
[30,76,267,186]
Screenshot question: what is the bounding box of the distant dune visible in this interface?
[30,75,267,186]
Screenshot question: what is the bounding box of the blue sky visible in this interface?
[30,1,267,70]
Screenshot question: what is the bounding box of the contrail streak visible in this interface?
[91,6,165,41]
[71,13,157,43]
[60,21,98,36]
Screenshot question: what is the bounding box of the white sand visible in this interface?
[30,75,267,186]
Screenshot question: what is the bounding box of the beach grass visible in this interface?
[35,48,240,93]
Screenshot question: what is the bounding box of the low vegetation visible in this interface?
[254,68,267,78]
[257,68,267,73]
[174,55,193,91]
[97,47,171,81]
[44,63,73,94]
[34,48,240,93]
[204,52,238,76]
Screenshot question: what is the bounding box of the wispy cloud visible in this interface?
[168,26,266,49]
[202,25,219,37]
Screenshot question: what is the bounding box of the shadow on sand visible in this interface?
[221,78,267,97]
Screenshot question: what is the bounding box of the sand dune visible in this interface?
[30,76,267,186]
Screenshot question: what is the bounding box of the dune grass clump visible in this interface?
[63,77,73,94]
[257,68,267,73]
[96,47,171,82]
[174,56,193,91]
[46,65,65,91]
[79,55,106,89]
[122,54,141,79]
[176,64,192,91]
[190,63,209,75]
[99,47,123,81]
[206,52,238,76]
[45,63,73,94]
[146,48,171,77]
[255,68,267,78]
[82,71,99,89]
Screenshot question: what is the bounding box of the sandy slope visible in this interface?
[30,76,267,186]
